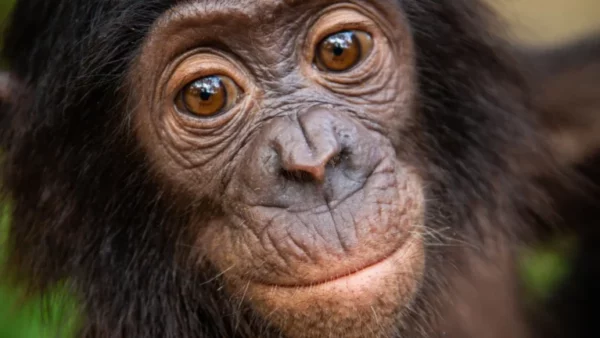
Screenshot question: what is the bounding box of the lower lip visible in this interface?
[243,234,424,318]
[252,236,419,296]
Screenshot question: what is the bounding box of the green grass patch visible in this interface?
[1,205,78,338]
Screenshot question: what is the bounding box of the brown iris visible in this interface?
[176,75,240,117]
[315,30,373,72]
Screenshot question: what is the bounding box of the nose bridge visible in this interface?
[299,108,342,165]
[298,108,340,152]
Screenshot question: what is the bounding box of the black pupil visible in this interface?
[200,89,212,101]
[190,76,223,102]
[333,45,344,56]
[327,31,354,57]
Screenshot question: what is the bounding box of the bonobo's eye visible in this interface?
[175,75,241,117]
[315,30,373,72]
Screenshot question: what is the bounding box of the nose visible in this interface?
[236,106,383,206]
[276,108,342,182]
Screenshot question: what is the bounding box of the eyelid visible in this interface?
[165,50,251,101]
[305,6,378,63]
[160,50,259,130]
[175,75,241,118]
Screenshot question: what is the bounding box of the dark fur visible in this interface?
[522,34,600,338]
[0,0,579,337]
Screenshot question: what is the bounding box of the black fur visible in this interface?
[0,1,565,337]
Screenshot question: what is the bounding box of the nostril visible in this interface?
[326,149,349,168]
[280,168,318,183]
[280,161,327,182]
[278,146,351,184]
[328,154,342,168]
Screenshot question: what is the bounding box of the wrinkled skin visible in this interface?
[133,2,425,335]
[0,0,570,337]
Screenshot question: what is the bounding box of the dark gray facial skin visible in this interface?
[132,0,425,336]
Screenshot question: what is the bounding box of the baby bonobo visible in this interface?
[0,0,594,337]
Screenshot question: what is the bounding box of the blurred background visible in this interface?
[0,0,599,337]
[488,0,600,45]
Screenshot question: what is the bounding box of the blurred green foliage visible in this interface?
[520,239,575,302]
[0,0,14,62]
[0,1,12,15]
[1,2,77,337]
[1,206,77,338]
[0,1,13,25]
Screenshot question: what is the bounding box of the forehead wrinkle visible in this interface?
[159,0,344,31]
[168,0,289,19]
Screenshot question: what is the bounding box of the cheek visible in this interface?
[134,115,245,197]
[319,53,417,143]
[132,81,262,197]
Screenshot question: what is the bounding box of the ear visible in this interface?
[526,35,600,167]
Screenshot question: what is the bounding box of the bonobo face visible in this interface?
[132,0,425,336]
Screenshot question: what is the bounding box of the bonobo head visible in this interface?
[1,0,549,337]
[133,1,424,335]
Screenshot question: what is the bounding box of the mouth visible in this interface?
[257,245,405,289]
[249,233,423,303]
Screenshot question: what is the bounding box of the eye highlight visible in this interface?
[315,30,373,72]
[176,75,241,118]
